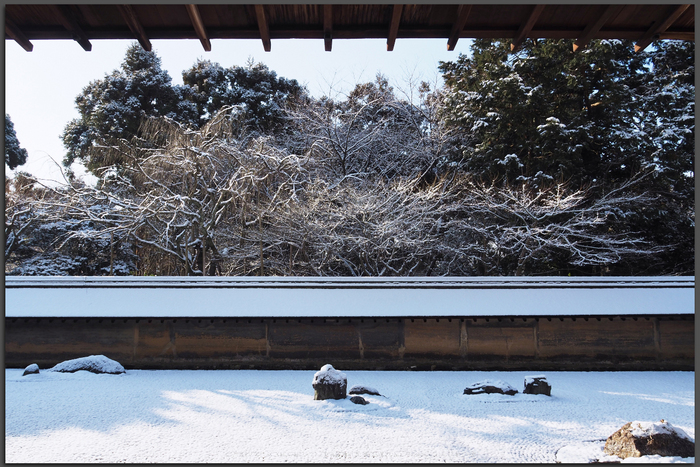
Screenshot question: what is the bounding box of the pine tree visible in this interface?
[5,114,28,170]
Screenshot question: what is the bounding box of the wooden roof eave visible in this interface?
[5,4,695,53]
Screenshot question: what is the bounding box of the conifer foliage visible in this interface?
[438,39,694,274]
[5,114,28,170]
[438,39,693,187]
[61,44,306,175]
[61,44,181,172]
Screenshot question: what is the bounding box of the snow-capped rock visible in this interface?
[48,355,126,374]
[312,364,347,400]
[463,380,518,396]
[604,420,695,459]
[348,384,381,396]
[523,375,551,396]
[22,363,40,376]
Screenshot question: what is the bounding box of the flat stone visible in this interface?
[348,385,381,396]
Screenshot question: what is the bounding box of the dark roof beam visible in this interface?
[511,4,545,52]
[186,4,211,51]
[5,18,33,52]
[255,5,272,52]
[52,5,92,51]
[634,4,691,52]
[447,4,472,51]
[117,5,151,51]
[573,5,623,51]
[387,4,403,51]
[324,5,332,52]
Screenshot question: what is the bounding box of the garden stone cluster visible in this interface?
[312,365,384,404]
[21,355,126,376]
[463,380,519,396]
[463,375,552,396]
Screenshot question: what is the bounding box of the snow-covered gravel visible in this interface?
[5,369,694,463]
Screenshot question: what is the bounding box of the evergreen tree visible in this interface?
[181,58,306,133]
[61,43,180,173]
[5,114,28,170]
[438,39,651,185]
[625,40,695,274]
[438,38,694,274]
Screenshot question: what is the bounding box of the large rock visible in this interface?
[463,380,518,396]
[604,420,695,459]
[312,364,347,400]
[48,355,126,374]
[348,385,381,396]
[523,375,551,396]
[22,363,40,376]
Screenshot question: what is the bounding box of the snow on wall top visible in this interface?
[4,276,694,318]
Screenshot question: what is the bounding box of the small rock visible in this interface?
[350,396,369,405]
[312,364,347,400]
[348,385,381,396]
[464,380,518,396]
[604,420,695,459]
[22,363,39,376]
[523,375,551,396]
[48,355,125,374]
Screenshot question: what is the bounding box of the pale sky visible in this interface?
[5,36,472,185]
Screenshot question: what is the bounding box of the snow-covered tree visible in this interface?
[53,107,312,276]
[4,174,137,275]
[279,172,664,276]
[625,40,695,274]
[61,43,181,173]
[437,38,694,274]
[438,39,653,185]
[289,75,452,184]
[5,172,38,267]
[181,59,307,135]
[5,114,28,170]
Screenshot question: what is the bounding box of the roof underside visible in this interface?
[5,4,695,53]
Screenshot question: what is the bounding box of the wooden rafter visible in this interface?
[324,4,332,52]
[573,5,623,51]
[117,5,151,51]
[255,4,271,52]
[447,4,473,51]
[511,4,545,52]
[635,4,691,52]
[4,5,694,52]
[5,18,33,51]
[186,4,211,51]
[53,5,92,51]
[387,4,403,51]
